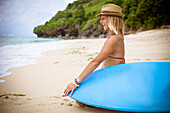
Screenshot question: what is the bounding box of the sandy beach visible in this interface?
[0,29,170,113]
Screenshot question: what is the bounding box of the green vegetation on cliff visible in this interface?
[34,0,169,36]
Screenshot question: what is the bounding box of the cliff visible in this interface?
[33,0,169,39]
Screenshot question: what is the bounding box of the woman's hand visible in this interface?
[64,82,78,96]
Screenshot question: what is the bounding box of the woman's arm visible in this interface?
[64,35,118,96]
[77,36,118,83]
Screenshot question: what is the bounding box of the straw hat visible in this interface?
[96,4,124,18]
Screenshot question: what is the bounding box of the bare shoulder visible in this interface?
[108,35,119,42]
[105,35,119,47]
[109,35,123,40]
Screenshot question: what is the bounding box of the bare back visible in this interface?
[102,35,125,68]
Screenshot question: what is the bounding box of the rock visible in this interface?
[81,26,95,38]
[161,25,170,29]
[92,27,103,37]
[48,27,65,36]
[67,29,78,37]
[62,95,66,97]
[81,26,106,39]
[58,27,65,36]
[67,102,73,106]
[89,36,96,39]
[34,30,47,37]
[5,96,9,99]
[34,25,106,39]
[98,34,105,38]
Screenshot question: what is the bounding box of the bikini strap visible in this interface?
[108,33,114,39]
[109,56,125,60]
[109,56,125,64]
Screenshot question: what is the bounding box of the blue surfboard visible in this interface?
[69,62,170,112]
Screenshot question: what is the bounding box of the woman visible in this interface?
[64,4,125,96]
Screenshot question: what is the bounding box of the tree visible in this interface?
[73,5,85,28]
[123,0,140,31]
[137,0,170,29]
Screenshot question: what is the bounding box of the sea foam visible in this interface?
[0,40,68,81]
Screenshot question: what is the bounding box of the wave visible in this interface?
[0,39,68,81]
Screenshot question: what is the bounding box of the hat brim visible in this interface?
[96,13,125,18]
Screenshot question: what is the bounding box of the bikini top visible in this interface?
[103,34,125,63]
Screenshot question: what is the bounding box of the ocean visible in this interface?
[0,35,67,82]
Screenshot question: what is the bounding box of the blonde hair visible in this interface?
[107,16,124,38]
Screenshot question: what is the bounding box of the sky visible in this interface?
[0,0,76,36]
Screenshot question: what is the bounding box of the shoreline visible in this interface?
[0,29,170,113]
[0,38,80,80]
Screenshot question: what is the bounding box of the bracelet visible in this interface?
[75,78,80,85]
[72,81,79,87]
